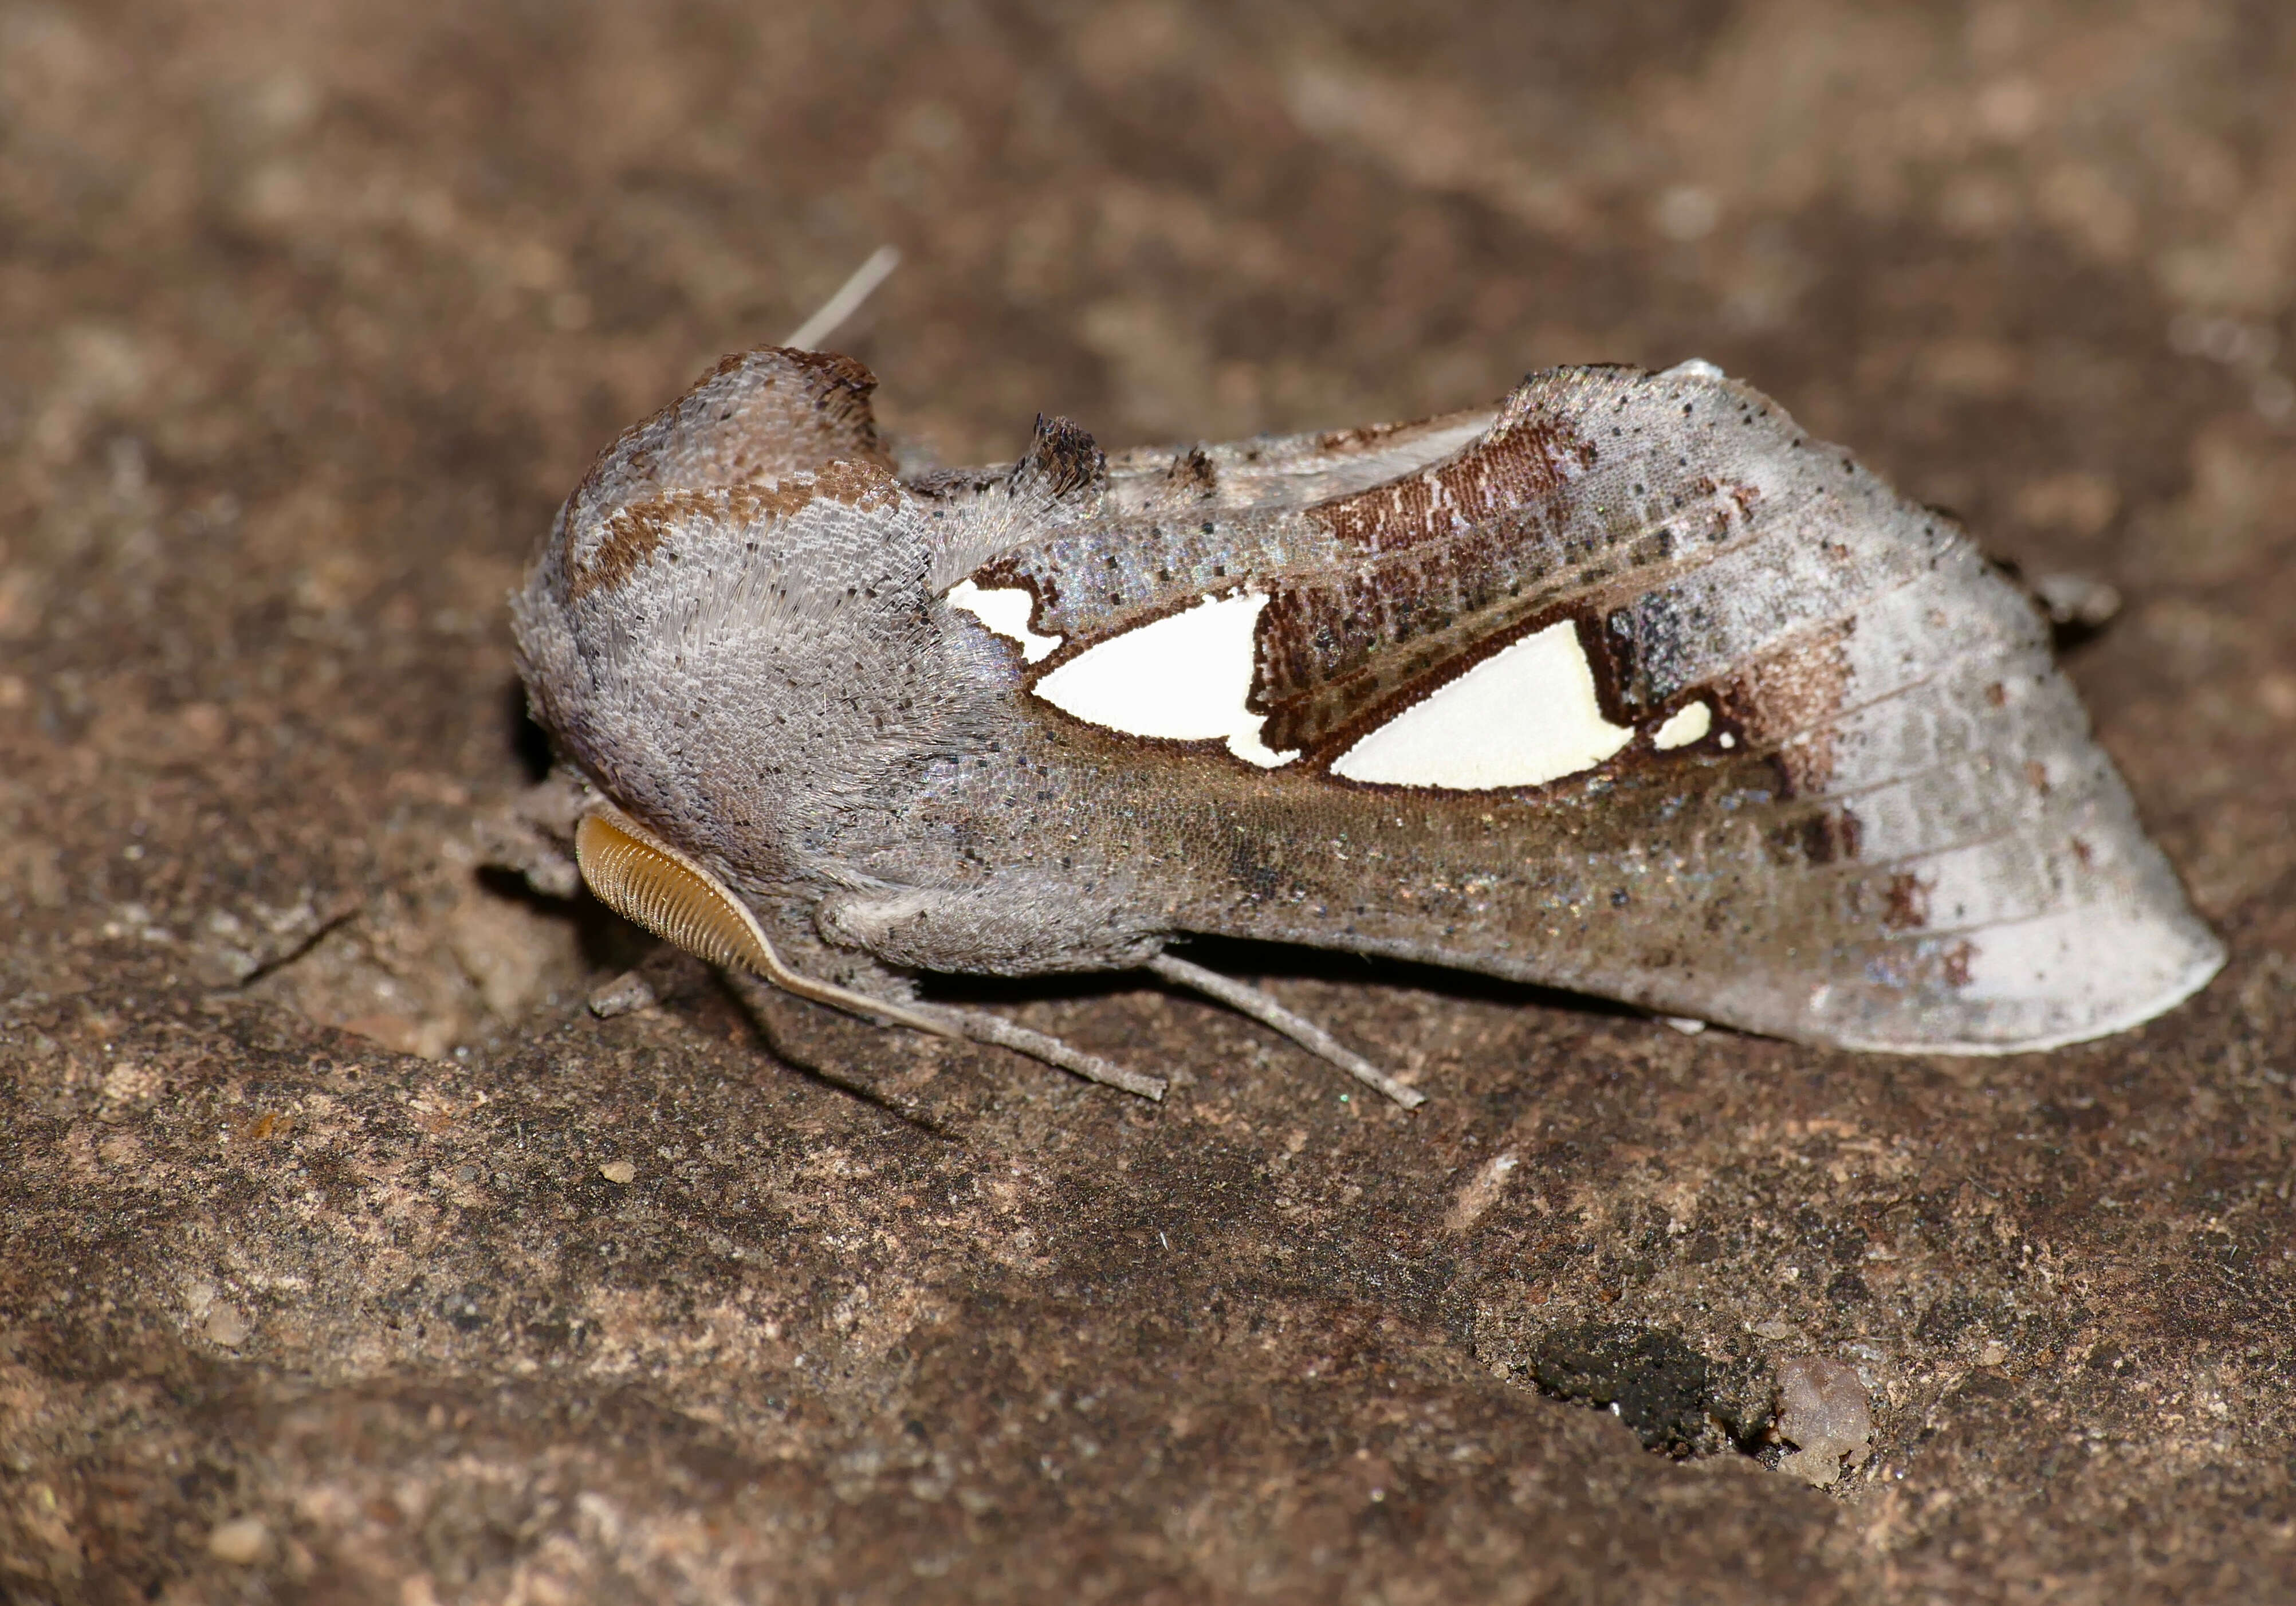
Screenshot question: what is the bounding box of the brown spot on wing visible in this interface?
[1716,622,1854,794]
[1940,941,1975,987]
[1235,388,1626,747]
[1789,808,1864,866]
[1717,477,1763,526]
[1881,872,1932,930]
[1250,510,1685,755]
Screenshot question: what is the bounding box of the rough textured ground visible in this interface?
[5,1,2294,1601]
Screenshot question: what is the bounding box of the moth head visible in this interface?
[511,347,1011,890]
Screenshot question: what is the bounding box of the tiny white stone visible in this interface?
[1660,1015,1708,1035]
[1653,188,1721,242]
[1717,731,1737,749]
[1664,357,1725,380]
[208,1517,271,1565]
[947,579,1063,663]
[1651,700,1713,750]
[1032,592,1299,768]
[1331,621,1633,790]
[205,1302,249,1348]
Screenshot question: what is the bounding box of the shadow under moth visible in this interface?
[509,346,2222,1106]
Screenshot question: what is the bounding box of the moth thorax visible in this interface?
[574,813,772,976]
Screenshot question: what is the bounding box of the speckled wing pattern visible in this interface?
[926,362,2222,1052]
[515,347,2222,1061]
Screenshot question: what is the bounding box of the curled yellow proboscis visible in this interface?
[575,812,773,975]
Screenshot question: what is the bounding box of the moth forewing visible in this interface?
[948,361,2222,1055]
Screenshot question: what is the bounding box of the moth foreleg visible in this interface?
[1146,953,1425,1110]
[473,771,591,900]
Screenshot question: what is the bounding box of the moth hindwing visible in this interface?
[512,347,2222,1100]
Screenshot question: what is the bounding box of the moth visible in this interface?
[509,346,2223,1105]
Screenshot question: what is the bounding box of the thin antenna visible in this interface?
[781,245,901,351]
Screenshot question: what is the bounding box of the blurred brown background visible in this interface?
[3,1,2294,1601]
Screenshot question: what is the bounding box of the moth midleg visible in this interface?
[909,1006,1167,1100]
[1147,952,1425,1109]
[574,807,1167,1100]
[720,971,1166,1101]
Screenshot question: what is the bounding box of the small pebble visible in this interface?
[588,970,658,1018]
[208,1516,270,1564]
[205,1302,250,1348]
[600,1160,636,1184]
[2031,571,2122,630]
[1775,1354,1872,1486]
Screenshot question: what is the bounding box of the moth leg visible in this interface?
[721,971,1165,1101]
[907,1004,1167,1101]
[1146,953,1426,1110]
[471,769,590,900]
